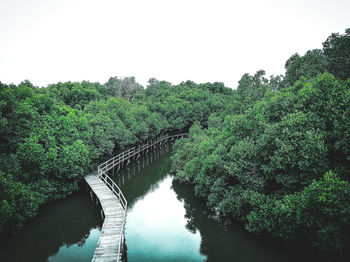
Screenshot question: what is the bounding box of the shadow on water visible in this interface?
[0,188,102,262]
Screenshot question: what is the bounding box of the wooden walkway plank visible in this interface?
[85,173,125,262]
[85,133,188,262]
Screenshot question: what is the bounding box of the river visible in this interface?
[1,145,313,261]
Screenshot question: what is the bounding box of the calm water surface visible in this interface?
[112,147,311,262]
[1,146,315,261]
[0,189,102,262]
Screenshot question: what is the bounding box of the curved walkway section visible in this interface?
[85,174,125,262]
[85,133,188,262]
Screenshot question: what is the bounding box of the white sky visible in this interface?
[0,0,349,89]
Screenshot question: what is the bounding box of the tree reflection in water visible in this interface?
[0,188,102,262]
[172,180,313,262]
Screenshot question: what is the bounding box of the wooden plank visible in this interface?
[85,133,188,262]
[85,173,125,262]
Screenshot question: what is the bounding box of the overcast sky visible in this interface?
[0,0,349,88]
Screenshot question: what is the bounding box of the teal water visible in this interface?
[125,176,206,261]
[1,146,314,261]
[48,228,100,262]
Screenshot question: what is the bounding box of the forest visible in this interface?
[1,29,349,261]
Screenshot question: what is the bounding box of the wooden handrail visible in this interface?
[95,133,188,261]
[98,134,188,171]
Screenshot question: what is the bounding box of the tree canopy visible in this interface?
[0,28,349,261]
[171,29,350,261]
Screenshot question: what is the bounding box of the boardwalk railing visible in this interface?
[98,170,127,261]
[91,133,188,262]
[98,133,189,174]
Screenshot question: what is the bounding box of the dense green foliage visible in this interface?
[171,29,350,261]
[0,77,231,234]
[284,28,350,86]
[135,79,232,129]
[1,28,349,261]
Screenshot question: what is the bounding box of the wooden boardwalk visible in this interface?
[85,133,188,262]
[85,173,126,262]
